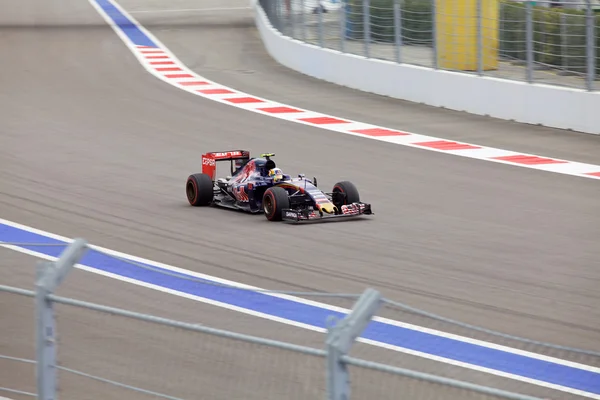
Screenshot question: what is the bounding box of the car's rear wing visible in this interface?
[202,150,250,180]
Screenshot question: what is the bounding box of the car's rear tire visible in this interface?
[186,173,214,206]
[263,186,290,221]
[332,181,360,209]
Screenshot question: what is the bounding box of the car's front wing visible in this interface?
[282,202,373,223]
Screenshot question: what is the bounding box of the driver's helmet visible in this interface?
[268,168,284,182]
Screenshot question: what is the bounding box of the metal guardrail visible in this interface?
[1,240,598,399]
[259,0,599,91]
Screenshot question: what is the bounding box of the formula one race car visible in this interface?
[185,150,373,222]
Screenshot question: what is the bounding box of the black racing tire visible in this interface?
[262,186,290,221]
[332,181,360,208]
[186,173,214,206]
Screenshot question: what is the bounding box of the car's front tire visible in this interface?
[332,181,360,209]
[262,186,290,221]
[186,173,214,206]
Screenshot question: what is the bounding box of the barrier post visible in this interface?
[585,0,596,90]
[476,0,483,74]
[326,288,382,400]
[341,0,347,52]
[318,2,324,47]
[301,0,306,41]
[560,13,568,72]
[432,0,438,68]
[525,1,533,83]
[363,0,371,58]
[289,0,295,38]
[35,239,88,400]
[394,0,402,63]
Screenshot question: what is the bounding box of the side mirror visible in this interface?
[313,177,318,187]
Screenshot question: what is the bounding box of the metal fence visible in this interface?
[259,0,600,90]
[2,239,599,400]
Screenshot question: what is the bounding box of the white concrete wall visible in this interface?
[253,5,600,135]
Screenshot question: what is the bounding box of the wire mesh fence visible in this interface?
[259,0,600,90]
[378,299,600,365]
[0,287,36,400]
[1,238,599,400]
[0,285,553,400]
[344,358,549,400]
[53,300,327,400]
[348,298,600,399]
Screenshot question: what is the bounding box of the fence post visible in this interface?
[300,0,306,41]
[525,1,533,83]
[273,0,279,32]
[560,13,568,72]
[363,0,371,58]
[499,1,504,58]
[36,261,55,400]
[326,288,382,400]
[318,1,324,47]
[35,239,88,400]
[585,0,596,91]
[394,0,402,63]
[432,0,438,69]
[289,0,295,38]
[476,0,483,75]
[340,0,346,52]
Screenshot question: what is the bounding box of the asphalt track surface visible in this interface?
[1,0,600,399]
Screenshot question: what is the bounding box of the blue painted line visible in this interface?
[1,222,599,394]
[95,0,157,48]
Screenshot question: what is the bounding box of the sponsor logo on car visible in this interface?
[213,151,243,158]
[285,211,298,219]
[202,157,216,166]
[341,203,363,215]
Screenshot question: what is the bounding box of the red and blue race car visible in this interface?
[185,150,373,222]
